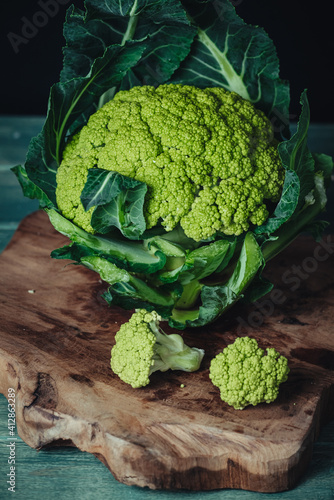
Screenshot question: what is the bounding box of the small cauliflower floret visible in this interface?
[56,84,285,241]
[110,309,205,388]
[209,337,289,409]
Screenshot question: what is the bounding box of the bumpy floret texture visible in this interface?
[110,309,157,388]
[110,308,204,388]
[56,84,285,240]
[209,337,289,409]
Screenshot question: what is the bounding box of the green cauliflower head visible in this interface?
[56,84,285,241]
[209,336,289,410]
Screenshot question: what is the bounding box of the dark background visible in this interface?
[1,0,333,121]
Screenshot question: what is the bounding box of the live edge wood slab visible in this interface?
[0,210,334,493]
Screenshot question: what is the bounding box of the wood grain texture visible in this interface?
[0,210,333,493]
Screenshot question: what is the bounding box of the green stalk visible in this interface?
[121,0,139,46]
[98,1,139,108]
[175,280,202,310]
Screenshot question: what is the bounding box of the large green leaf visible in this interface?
[81,255,181,316]
[170,231,264,328]
[175,239,236,284]
[193,233,264,326]
[61,0,196,87]
[11,165,54,209]
[278,91,315,209]
[172,0,290,136]
[255,91,316,236]
[81,168,147,239]
[253,170,300,236]
[47,209,166,274]
[103,280,182,319]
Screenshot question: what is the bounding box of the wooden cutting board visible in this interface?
[0,210,334,493]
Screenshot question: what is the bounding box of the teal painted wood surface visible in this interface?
[0,117,334,499]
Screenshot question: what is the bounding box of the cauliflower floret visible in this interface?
[209,336,289,409]
[56,84,285,240]
[110,309,204,388]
